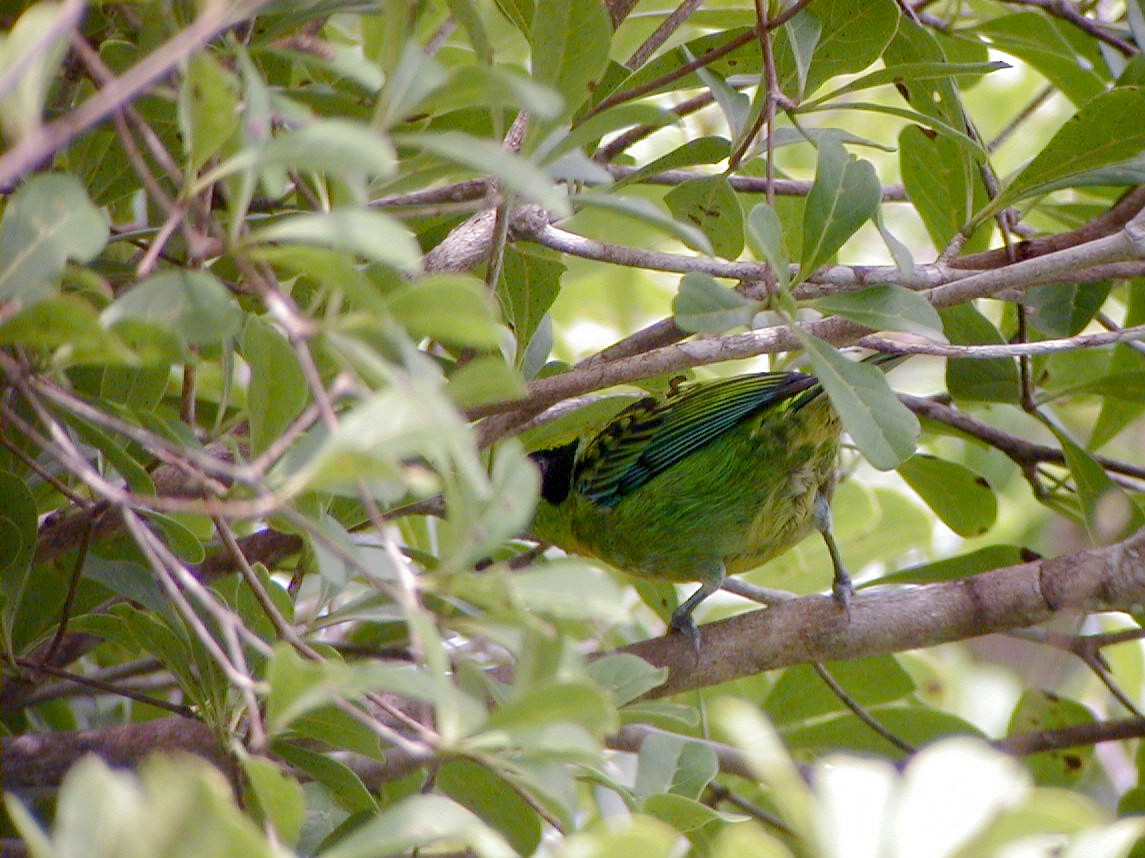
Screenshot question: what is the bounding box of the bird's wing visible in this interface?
[575,372,819,508]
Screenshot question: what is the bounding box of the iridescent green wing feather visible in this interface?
[575,372,820,508]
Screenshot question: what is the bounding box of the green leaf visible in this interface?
[977,12,1105,107]
[814,284,946,342]
[0,2,72,141]
[1051,425,1145,543]
[798,333,919,470]
[242,317,309,456]
[438,759,542,857]
[272,743,377,815]
[872,545,1027,586]
[397,131,570,215]
[672,271,757,333]
[510,559,628,622]
[443,0,494,64]
[897,454,996,537]
[940,304,1020,404]
[178,51,240,173]
[497,247,563,364]
[102,270,243,347]
[483,681,617,738]
[984,88,1145,220]
[446,356,527,409]
[765,657,915,726]
[663,175,744,260]
[775,0,900,97]
[804,61,1009,108]
[248,210,421,270]
[0,295,129,363]
[746,203,791,290]
[571,192,712,253]
[610,137,731,190]
[900,124,989,253]
[0,471,38,652]
[799,136,881,281]
[587,654,668,706]
[385,275,506,349]
[1008,691,1095,787]
[319,794,514,858]
[0,173,108,305]
[529,0,611,117]
[1026,281,1112,338]
[200,120,398,190]
[240,754,305,846]
[634,732,718,800]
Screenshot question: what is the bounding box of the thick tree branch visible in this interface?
[617,528,1145,698]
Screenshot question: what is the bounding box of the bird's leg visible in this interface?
[813,492,852,610]
[669,563,725,651]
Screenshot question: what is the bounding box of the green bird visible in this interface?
[530,359,898,646]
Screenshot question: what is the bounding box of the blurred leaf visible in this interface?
[814,284,946,342]
[240,754,306,846]
[872,545,1027,586]
[446,356,527,409]
[248,210,421,270]
[765,657,915,726]
[316,794,515,858]
[0,2,71,141]
[0,173,108,305]
[572,191,713,253]
[611,137,730,190]
[179,51,240,172]
[798,333,919,470]
[0,295,129,363]
[799,136,881,280]
[242,317,309,456]
[664,175,744,260]
[273,743,377,815]
[672,271,757,333]
[398,131,570,215]
[897,454,997,537]
[0,471,38,652]
[103,270,243,348]
[386,275,506,349]
[6,755,280,858]
[634,732,718,800]
[202,119,397,190]
[588,654,668,706]
[438,759,542,857]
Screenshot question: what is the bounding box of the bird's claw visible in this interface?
[832,573,854,614]
[669,609,702,654]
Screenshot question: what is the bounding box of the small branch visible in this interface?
[998,0,1137,56]
[860,324,1145,359]
[625,0,704,69]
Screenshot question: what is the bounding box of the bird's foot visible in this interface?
[831,573,854,614]
[669,608,702,654]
